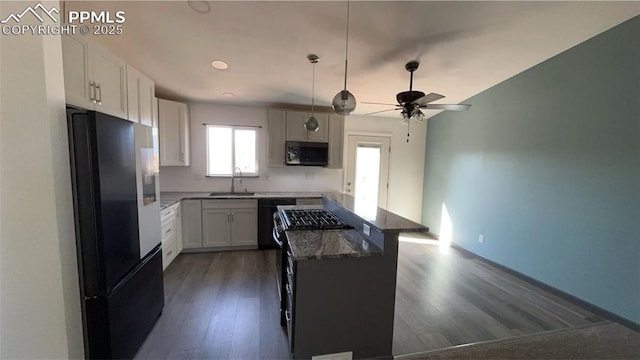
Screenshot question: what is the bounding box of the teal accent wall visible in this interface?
[422,16,640,323]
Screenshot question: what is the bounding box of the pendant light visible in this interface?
[332,0,356,115]
[304,54,320,132]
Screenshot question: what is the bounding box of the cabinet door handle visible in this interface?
[164,227,172,234]
[95,83,102,105]
[227,213,230,222]
[230,212,234,222]
[89,81,96,103]
[166,250,173,256]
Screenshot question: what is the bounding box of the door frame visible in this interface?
[343,132,392,209]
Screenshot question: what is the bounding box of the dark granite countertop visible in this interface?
[324,192,428,232]
[277,204,382,260]
[160,191,323,203]
[160,199,180,211]
[286,229,382,261]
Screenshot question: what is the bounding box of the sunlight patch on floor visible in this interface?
[398,235,440,246]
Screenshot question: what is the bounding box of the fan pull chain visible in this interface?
[407,119,410,143]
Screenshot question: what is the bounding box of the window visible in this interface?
[206,126,258,176]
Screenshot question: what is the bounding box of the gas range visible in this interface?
[281,209,350,230]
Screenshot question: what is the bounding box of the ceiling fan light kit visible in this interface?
[332,0,357,115]
[361,60,471,142]
[362,60,471,121]
[305,54,320,133]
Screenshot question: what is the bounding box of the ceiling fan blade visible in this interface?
[422,104,471,111]
[361,101,400,106]
[414,92,445,105]
[364,108,399,116]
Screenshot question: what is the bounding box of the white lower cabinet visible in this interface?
[181,200,203,249]
[229,208,259,246]
[202,208,231,247]
[202,199,258,249]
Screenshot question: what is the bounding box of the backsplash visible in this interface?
[159,165,342,192]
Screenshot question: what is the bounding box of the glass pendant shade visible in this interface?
[332,90,356,115]
[304,115,319,132]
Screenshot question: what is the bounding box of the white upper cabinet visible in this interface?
[62,35,128,119]
[62,35,92,110]
[285,111,329,143]
[268,109,286,168]
[268,109,343,168]
[158,98,190,166]
[152,97,159,128]
[127,65,155,127]
[327,113,345,169]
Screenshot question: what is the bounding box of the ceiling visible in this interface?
[66,1,640,118]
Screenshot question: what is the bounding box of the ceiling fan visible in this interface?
[363,61,471,120]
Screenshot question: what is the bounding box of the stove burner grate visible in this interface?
[282,209,350,230]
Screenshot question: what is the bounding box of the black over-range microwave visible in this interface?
[285,141,328,167]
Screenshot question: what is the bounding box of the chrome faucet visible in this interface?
[231,167,242,193]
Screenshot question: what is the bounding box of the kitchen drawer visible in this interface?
[160,205,178,223]
[161,216,177,241]
[202,199,257,209]
[162,231,177,270]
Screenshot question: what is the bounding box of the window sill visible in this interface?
[205,175,260,178]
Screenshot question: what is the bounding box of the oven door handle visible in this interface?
[272,226,283,248]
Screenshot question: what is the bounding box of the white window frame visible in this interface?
[205,125,259,177]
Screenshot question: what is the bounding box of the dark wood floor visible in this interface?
[135,250,289,360]
[136,240,602,359]
[392,235,602,355]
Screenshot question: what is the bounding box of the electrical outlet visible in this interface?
[479,234,485,244]
[362,223,370,236]
[362,239,369,251]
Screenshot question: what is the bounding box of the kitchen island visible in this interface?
[278,193,427,359]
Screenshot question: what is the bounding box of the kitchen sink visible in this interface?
[209,192,255,197]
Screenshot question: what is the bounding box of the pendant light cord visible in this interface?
[311,59,315,114]
[343,0,350,91]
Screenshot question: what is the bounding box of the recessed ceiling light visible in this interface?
[222,92,235,98]
[211,60,228,70]
[188,1,211,14]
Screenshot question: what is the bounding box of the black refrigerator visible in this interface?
[67,109,164,359]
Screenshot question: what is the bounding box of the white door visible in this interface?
[345,135,391,218]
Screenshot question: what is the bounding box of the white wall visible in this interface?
[0,1,83,358]
[159,102,344,192]
[344,115,427,222]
